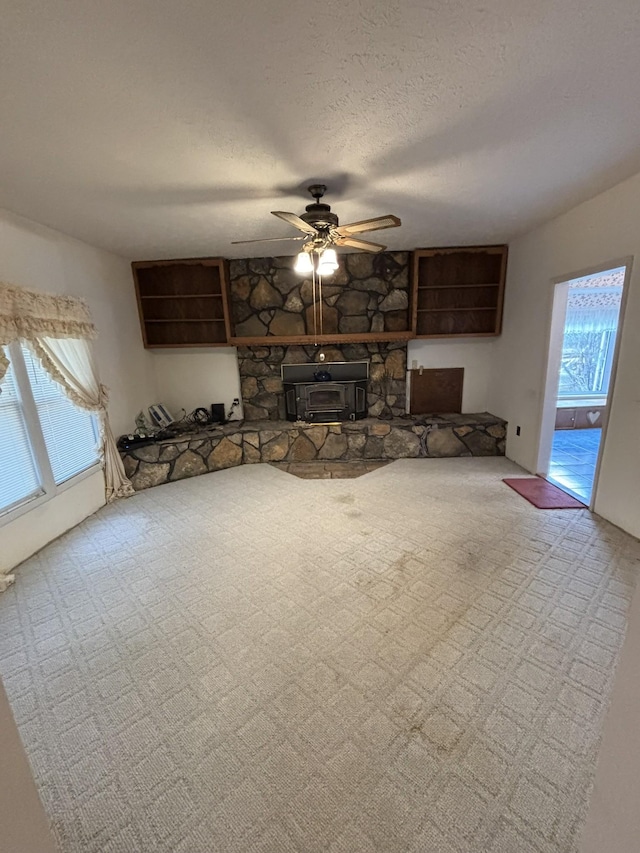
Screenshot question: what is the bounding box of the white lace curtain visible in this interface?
[0,281,134,502]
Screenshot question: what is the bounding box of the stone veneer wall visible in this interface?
[121,414,507,491]
[229,252,410,338]
[238,342,407,421]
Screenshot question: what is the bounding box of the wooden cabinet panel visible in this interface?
[132,258,231,348]
[555,408,577,429]
[412,245,507,338]
[409,368,464,413]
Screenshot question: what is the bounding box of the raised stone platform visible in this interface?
[271,460,390,479]
[120,413,506,491]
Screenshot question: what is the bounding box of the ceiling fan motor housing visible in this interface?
[301,203,339,229]
[235,181,400,253]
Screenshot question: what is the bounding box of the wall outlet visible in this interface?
[411,359,418,370]
[233,398,240,406]
[516,425,521,436]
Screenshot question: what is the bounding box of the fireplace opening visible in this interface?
[282,361,368,423]
[307,385,345,412]
[284,380,367,422]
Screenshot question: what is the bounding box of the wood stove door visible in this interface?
[305,383,346,414]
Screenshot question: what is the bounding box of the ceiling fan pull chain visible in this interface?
[312,262,317,345]
[319,269,324,338]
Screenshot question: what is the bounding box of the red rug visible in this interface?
[502,477,586,509]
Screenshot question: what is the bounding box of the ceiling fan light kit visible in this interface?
[232,183,402,276]
[294,246,339,276]
[317,247,338,275]
[293,251,314,274]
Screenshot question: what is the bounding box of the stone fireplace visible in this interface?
[238,342,407,421]
[229,250,411,422]
[229,251,411,338]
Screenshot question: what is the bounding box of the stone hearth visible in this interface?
[271,461,390,479]
[120,413,507,491]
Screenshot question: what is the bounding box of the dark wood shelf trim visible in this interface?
[230,330,414,346]
[418,282,500,290]
[144,318,226,324]
[417,307,497,313]
[132,257,226,268]
[143,342,231,348]
[140,293,223,300]
[415,332,500,339]
[414,245,506,255]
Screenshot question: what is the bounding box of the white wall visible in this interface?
[0,472,105,574]
[487,172,640,538]
[153,342,494,420]
[579,556,640,853]
[150,348,243,420]
[0,209,157,571]
[407,339,496,413]
[0,677,57,853]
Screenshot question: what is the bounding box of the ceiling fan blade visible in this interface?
[231,235,306,245]
[271,211,319,235]
[334,236,387,253]
[333,214,401,237]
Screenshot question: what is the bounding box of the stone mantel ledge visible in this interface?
[120,414,507,491]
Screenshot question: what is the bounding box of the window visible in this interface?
[0,342,101,518]
[558,278,623,401]
[558,329,617,398]
[0,356,42,512]
[22,348,100,484]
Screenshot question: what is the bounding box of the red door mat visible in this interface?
[502,478,586,509]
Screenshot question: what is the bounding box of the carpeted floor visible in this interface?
[1,458,639,852]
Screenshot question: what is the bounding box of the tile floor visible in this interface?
[548,428,602,504]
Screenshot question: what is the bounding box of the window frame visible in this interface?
[0,340,102,527]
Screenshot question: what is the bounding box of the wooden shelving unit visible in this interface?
[228,331,414,346]
[132,258,231,348]
[412,246,508,338]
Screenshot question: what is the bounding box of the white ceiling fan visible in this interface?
[231,183,401,255]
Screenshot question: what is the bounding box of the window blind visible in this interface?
[21,346,100,485]
[0,352,42,513]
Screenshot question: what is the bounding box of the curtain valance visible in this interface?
[0,281,97,382]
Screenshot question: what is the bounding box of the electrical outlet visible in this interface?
[516,425,521,436]
[233,398,240,406]
[411,359,418,370]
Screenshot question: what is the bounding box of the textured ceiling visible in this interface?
[2,0,640,260]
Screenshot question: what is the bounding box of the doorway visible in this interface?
[538,263,628,506]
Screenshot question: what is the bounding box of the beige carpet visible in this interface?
[1,458,639,853]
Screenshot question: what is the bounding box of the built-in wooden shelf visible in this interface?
[145,318,226,322]
[420,282,500,290]
[229,330,414,346]
[132,247,508,347]
[140,293,224,300]
[417,307,497,313]
[411,246,507,338]
[132,258,231,348]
